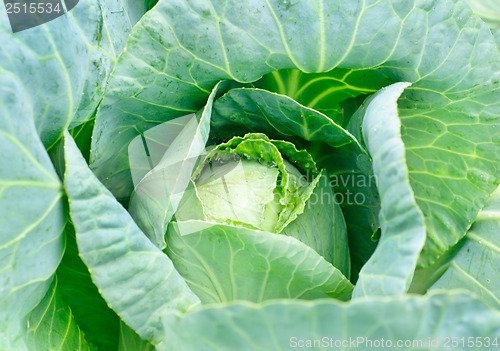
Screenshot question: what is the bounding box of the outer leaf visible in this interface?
[26,276,94,351]
[0,1,174,345]
[128,81,222,249]
[118,322,155,351]
[0,0,143,147]
[68,0,146,127]
[424,186,500,308]
[127,114,195,188]
[91,0,500,269]
[395,14,500,266]
[353,83,426,297]
[0,97,64,348]
[56,222,121,351]
[465,0,500,25]
[465,0,500,48]
[160,292,500,351]
[165,220,353,303]
[63,132,200,345]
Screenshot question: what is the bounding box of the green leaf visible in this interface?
[63,132,200,345]
[67,0,146,127]
[395,2,500,268]
[0,107,64,348]
[0,0,143,147]
[465,0,500,25]
[464,0,500,47]
[0,2,150,343]
[118,322,155,351]
[126,0,157,26]
[165,220,353,303]
[144,0,159,12]
[56,222,121,351]
[126,114,196,188]
[26,276,94,351]
[424,186,500,308]
[70,117,95,164]
[91,0,500,271]
[160,292,500,351]
[128,81,223,249]
[255,68,394,126]
[353,83,426,297]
